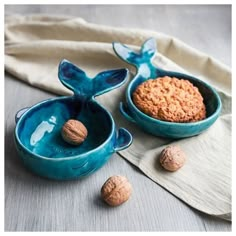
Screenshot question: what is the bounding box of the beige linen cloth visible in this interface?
[5,15,232,221]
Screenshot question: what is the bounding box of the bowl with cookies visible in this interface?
[14,60,132,180]
[113,38,222,138]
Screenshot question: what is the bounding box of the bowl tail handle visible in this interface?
[114,128,133,152]
[119,102,135,123]
[15,107,29,124]
[58,59,129,98]
[58,59,91,98]
[93,68,129,97]
[113,38,157,77]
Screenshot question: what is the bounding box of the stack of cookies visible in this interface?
[132,76,206,123]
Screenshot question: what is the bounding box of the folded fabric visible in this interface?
[5,14,232,221]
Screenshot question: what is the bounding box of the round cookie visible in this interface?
[132,76,206,122]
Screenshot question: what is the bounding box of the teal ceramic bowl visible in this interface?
[113,38,222,138]
[14,60,132,180]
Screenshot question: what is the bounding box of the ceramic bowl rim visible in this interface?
[15,96,116,161]
[126,73,222,126]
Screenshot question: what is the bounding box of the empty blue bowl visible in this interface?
[14,60,132,180]
[113,38,222,138]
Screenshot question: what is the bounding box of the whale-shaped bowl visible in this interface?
[113,38,222,139]
[14,60,132,180]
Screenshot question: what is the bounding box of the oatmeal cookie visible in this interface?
[132,76,206,122]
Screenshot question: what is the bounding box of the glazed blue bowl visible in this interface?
[14,60,132,180]
[113,38,222,138]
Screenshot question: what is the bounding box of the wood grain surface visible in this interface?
[4,5,232,231]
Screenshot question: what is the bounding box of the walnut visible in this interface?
[101,175,132,206]
[61,119,88,145]
[159,145,186,171]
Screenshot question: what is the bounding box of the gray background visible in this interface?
[5,5,231,231]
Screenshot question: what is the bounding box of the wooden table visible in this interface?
[5,5,231,231]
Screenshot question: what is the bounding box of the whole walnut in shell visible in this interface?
[101,175,132,206]
[61,119,88,145]
[159,146,186,171]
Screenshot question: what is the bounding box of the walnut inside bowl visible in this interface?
[61,119,88,145]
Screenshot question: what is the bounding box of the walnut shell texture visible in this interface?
[101,175,132,206]
[159,145,186,171]
[61,119,88,145]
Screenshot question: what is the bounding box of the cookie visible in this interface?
[132,76,206,122]
[190,105,206,122]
